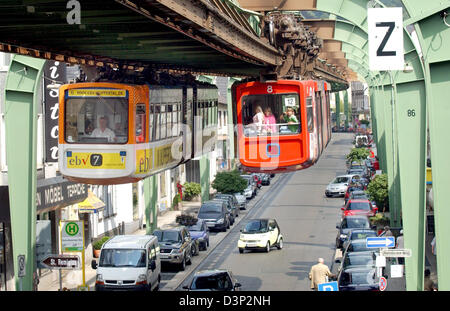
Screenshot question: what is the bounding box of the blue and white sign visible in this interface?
[318,281,339,291]
[366,237,395,248]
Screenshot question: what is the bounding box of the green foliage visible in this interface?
[183,182,201,201]
[360,120,370,126]
[176,214,198,226]
[367,174,389,212]
[212,170,247,194]
[93,236,110,250]
[347,147,370,163]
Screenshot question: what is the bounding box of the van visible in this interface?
[197,200,231,232]
[91,235,161,291]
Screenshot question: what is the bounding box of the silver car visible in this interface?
[234,192,247,210]
[325,175,352,197]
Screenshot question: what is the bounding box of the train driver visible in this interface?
[91,115,117,142]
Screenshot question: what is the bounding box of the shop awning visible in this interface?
[78,190,105,213]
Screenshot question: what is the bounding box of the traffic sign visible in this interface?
[381,248,412,258]
[17,255,26,277]
[318,281,339,291]
[368,7,404,71]
[379,276,387,291]
[366,237,395,248]
[41,254,80,270]
[60,220,84,252]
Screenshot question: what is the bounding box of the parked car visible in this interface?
[325,175,353,197]
[336,215,373,249]
[260,173,271,186]
[182,270,241,291]
[341,199,378,218]
[341,229,378,251]
[336,250,377,272]
[343,239,376,254]
[349,190,370,201]
[241,175,257,197]
[233,192,247,210]
[92,235,161,291]
[238,219,283,253]
[344,185,365,203]
[187,219,210,251]
[214,193,240,218]
[153,227,194,271]
[337,267,379,291]
[197,200,231,232]
[213,198,235,225]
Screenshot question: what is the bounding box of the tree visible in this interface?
[182,182,201,201]
[366,174,389,212]
[212,170,247,194]
[346,147,370,164]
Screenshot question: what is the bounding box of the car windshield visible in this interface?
[99,249,146,268]
[352,194,369,200]
[153,231,180,243]
[343,218,370,229]
[333,177,349,184]
[243,220,268,233]
[340,269,376,286]
[191,272,233,290]
[348,202,371,211]
[188,222,204,231]
[200,204,222,213]
[350,231,376,240]
[343,255,375,268]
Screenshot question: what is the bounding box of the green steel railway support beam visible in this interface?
[402,0,450,290]
[200,155,211,203]
[144,175,158,234]
[4,54,45,291]
[335,91,341,128]
[344,90,349,130]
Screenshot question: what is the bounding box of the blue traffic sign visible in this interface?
[318,281,339,291]
[366,237,395,248]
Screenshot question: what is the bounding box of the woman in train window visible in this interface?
[252,105,265,134]
[263,107,277,134]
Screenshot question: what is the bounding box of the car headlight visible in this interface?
[96,274,104,282]
[217,218,224,224]
[340,234,348,239]
[240,234,245,240]
[171,248,183,254]
[137,274,147,282]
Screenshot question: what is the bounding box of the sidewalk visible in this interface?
[36,201,201,291]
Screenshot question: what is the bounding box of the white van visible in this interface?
[91,235,161,291]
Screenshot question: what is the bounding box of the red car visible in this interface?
[341,199,378,217]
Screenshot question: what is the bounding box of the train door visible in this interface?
[315,89,323,156]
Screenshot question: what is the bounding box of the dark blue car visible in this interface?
[188,219,210,251]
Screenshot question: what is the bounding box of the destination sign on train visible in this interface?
[68,89,127,97]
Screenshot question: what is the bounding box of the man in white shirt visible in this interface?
[91,116,116,142]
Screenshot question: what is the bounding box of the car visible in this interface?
[261,173,271,185]
[337,267,379,291]
[213,198,235,225]
[341,229,378,251]
[349,190,370,201]
[182,270,241,291]
[336,250,377,272]
[343,239,376,254]
[214,193,240,218]
[344,185,365,203]
[238,219,283,253]
[341,199,378,218]
[241,175,257,197]
[152,227,194,271]
[187,219,210,251]
[355,135,369,148]
[233,192,247,210]
[325,175,353,197]
[92,235,161,291]
[197,200,231,232]
[335,215,373,249]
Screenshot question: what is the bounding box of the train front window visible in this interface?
[241,93,300,136]
[65,89,128,144]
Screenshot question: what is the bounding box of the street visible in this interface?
[173,133,354,291]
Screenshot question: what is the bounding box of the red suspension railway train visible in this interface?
[232,79,332,173]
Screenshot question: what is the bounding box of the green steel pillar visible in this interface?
[335,92,341,129]
[144,175,158,233]
[4,55,45,291]
[402,0,450,289]
[200,155,210,202]
[344,90,349,130]
[395,79,427,291]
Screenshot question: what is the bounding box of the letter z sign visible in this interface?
[368,7,404,71]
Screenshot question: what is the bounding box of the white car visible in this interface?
[238,219,283,253]
[234,192,247,210]
[325,175,354,197]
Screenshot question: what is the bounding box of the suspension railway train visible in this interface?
[232,79,332,173]
[59,81,218,185]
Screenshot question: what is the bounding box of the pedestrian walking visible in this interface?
[396,230,405,265]
[431,236,436,256]
[309,258,335,290]
[379,226,393,237]
[176,180,183,201]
